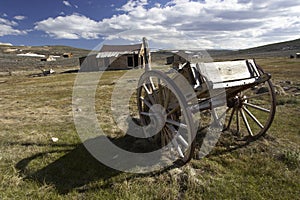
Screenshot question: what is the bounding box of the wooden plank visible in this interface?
[213,77,257,89]
[197,60,257,83]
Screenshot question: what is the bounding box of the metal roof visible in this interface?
[96,51,123,58]
[99,44,142,52]
[96,43,143,58]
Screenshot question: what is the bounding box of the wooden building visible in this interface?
[80,43,148,71]
[63,52,73,58]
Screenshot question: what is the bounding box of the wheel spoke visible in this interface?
[149,77,157,91]
[158,78,164,105]
[143,83,152,95]
[165,126,185,158]
[163,88,170,109]
[177,135,189,149]
[142,84,156,104]
[167,125,189,148]
[140,112,155,117]
[149,77,161,103]
[166,119,188,129]
[172,138,184,158]
[145,77,157,92]
[244,102,270,113]
[140,97,152,108]
[240,109,253,136]
[164,128,179,160]
[243,106,264,129]
[226,107,235,130]
[236,108,240,133]
[167,105,180,116]
[161,128,167,147]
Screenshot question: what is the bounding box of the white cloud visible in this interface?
[62,1,79,9]
[117,0,148,12]
[0,17,27,36]
[35,0,300,49]
[13,15,27,20]
[34,14,101,39]
[0,42,13,46]
[63,0,72,7]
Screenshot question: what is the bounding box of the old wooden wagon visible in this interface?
[137,38,276,164]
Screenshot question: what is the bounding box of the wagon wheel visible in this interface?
[137,70,197,164]
[224,66,276,139]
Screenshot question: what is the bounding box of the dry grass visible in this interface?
[0,57,299,199]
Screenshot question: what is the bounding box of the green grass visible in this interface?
[0,57,299,199]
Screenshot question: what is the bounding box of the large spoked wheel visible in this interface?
[137,70,197,164]
[225,67,276,139]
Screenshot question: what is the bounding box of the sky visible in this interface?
[0,0,299,50]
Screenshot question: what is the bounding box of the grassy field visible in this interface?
[0,57,299,199]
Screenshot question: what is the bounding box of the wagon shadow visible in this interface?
[15,139,116,194]
[15,133,163,194]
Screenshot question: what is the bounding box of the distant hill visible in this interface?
[216,38,300,59]
[0,45,90,57]
[240,38,300,53]
[0,45,91,72]
[153,38,300,62]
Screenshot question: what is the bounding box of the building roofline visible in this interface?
[99,44,143,52]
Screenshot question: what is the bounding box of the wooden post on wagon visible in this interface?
[143,37,151,71]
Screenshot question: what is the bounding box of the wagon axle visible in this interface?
[227,94,247,109]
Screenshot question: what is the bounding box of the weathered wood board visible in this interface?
[196,60,258,84]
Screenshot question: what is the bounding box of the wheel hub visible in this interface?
[149,104,167,132]
[228,94,246,109]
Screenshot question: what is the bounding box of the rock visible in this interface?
[42,68,55,76]
[256,87,269,94]
[274,85,287,96]
[51,137,59,142]
[285,80,293,85]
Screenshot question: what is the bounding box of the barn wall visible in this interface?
[79,55,99,72]
[108,54,142,70]
[79,53,144,71]
[109,55,129,70]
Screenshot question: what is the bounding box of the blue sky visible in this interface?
[0,0,299,49]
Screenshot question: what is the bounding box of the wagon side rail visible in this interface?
[184,59,276,138]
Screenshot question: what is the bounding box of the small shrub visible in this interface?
[276,97,298,105]
[279,150,300,170]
